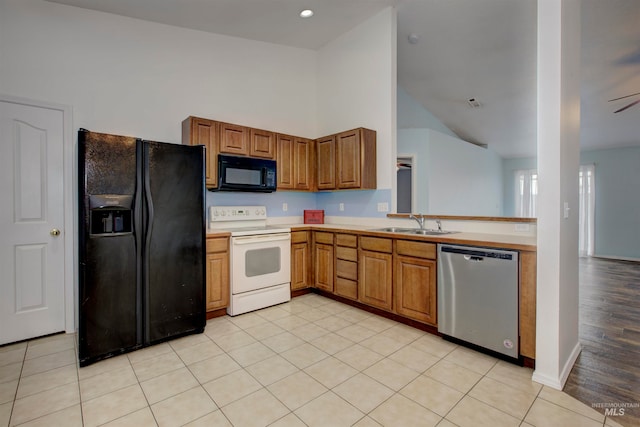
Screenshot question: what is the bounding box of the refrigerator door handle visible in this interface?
[142,142,154,343]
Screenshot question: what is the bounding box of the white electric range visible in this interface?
[209,206,291,316]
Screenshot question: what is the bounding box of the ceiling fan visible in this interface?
[609,91,640,113]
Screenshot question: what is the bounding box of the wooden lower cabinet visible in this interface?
[358,250,393,311]
[335,234,358,300]
[205,236,230,311]
[313,232,334,292]
[519,251,537,359]
[395,256,437,325]
[291,231,311,291]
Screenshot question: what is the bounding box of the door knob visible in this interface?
[50,228,61,236]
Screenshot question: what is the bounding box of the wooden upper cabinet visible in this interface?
[250,128,276,159]
[182,117,218,188]
[316,128,376,191]
[219,122,249,156]
[294,137,315,191]
[316,135,336,190]
[336,129,361,189]
[277,134,315,191]
[183,116,375,193]
[277,134,294,189]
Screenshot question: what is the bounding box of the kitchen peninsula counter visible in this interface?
[281,223,536,251]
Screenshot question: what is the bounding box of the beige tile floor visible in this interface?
[0,294,626,427]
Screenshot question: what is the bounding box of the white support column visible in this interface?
[533,0,582,389]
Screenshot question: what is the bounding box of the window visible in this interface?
[514,169,538,217]
[513,165,595,257]
[578,164,595,257]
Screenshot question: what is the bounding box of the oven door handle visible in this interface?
[232,233,291,245]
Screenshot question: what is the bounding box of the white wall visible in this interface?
[397,129,503,216]
[397,86,457,138]
[0,0,318,143]
[316,7,397,190]
[427,130,503,216]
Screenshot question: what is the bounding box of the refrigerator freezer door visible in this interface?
[142,141,206,344]
[78,130,141,366]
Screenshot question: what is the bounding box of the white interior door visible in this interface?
[0,100,66,345]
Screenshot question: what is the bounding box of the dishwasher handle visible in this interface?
[440,245,514,260]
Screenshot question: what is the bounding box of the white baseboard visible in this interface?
[532,342,582,390]
[592,254,640,263]
[559,342,582,388]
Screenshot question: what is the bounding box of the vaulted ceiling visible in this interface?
[47,0,640,159]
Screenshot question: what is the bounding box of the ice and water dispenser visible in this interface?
[89,195,133,235]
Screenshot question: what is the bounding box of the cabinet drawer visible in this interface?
[206,236,229,253]
[335,277,358,300]
[336,259,357,281]
[335,233,358,248]
[335,246,357,262]
[291,230,309,244]
[396,240,437,259]
[314,232,334,245]
[360,236,392,253]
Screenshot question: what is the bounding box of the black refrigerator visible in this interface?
[78,129,206,367]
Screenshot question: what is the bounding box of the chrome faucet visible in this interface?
[436,219,442,232]
[409,214,426,230]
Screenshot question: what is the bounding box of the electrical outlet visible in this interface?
[377,202,389,212]
[339,203,344,211]
[515,223,530,232]
[282,203,288,212]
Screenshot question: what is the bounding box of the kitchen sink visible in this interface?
[408,229,459,235]
[371,227,458,235]
[371,227,415,233]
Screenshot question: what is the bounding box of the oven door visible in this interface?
[231,233,291,294]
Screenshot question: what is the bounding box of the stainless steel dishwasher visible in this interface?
[437,244,519,359]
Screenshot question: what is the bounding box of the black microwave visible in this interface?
[215,154,277,192]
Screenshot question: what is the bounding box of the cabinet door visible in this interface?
[395,256,437,325]
[294,137,314,190]
[314,243,334,292]
[358,250,392,311]
[336,129,361,189]
[220,122,249,155]
[205,252,229,311]
[276,134,294,189]
[520,251,537,359]
[291,242,310,290]
[316,135,336,190]
[184,118,218,188]
[250,128,276,159]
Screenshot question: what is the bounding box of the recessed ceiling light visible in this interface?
[300,9,314,18]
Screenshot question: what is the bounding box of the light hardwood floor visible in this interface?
[564,257,640,427]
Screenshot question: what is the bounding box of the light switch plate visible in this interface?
[377,202,389,212]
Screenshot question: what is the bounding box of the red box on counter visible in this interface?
[304,210,324,224]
